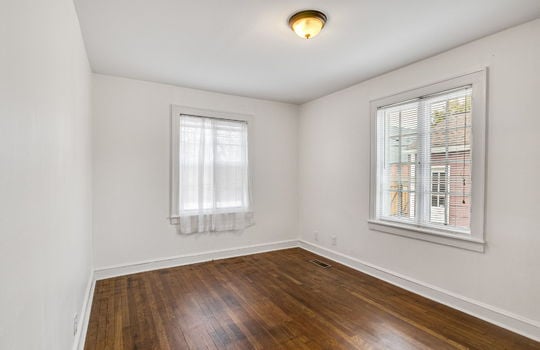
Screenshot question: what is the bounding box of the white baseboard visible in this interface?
[73,270,96,350]
[78,239,539,345]
[298,240,540,342]
[94,239,298,280]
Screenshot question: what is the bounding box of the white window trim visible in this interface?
[169,105,255,222]
[369,69,487,252]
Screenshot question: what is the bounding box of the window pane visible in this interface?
[379,102,418,221]
[439,181,446,193]
[426,88,472,230]
[377,86,473,233]
[439,195,445,207]
[178,115,249,214]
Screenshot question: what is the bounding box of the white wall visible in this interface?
[92,75,299,269]
[1,2,537,347]
[0,1,93,349]
[299,19,540,327]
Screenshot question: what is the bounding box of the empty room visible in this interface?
[2,0,540,349]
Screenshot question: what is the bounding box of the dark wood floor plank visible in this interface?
[84,248,540,350]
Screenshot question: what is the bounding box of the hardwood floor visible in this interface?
[84,248,540,349]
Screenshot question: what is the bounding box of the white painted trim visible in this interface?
[78,240,539,345]
[368,220,485,252]
[94,239,297,280]
[369,69,488,250]
[298,240,540,342]
[72,270,96,350]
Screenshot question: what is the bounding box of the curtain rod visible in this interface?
[179,113,248,124]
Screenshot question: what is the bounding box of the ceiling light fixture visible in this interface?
[288,10,327,39]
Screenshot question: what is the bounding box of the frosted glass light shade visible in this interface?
[289,10,327,39]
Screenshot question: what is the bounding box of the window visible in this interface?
[369,70,487,252]
[170,106,254,234]
[430,166,448,224]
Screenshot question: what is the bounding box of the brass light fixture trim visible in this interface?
[288,10,327,39]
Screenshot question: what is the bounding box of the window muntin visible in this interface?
[376,87,472,234]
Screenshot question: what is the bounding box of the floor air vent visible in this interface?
[310,259,331,269]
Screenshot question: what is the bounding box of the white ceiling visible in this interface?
[75,0,540,104]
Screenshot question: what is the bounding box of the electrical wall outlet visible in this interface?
[314,231,319,241]
[331,235,337,246]
[73,313,79,336]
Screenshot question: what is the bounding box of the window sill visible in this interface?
[368,219,485,252]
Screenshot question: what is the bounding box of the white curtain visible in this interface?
[171,115,254,234]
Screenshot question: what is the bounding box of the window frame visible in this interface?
[369,69,487,252]
[169,105,254,221]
